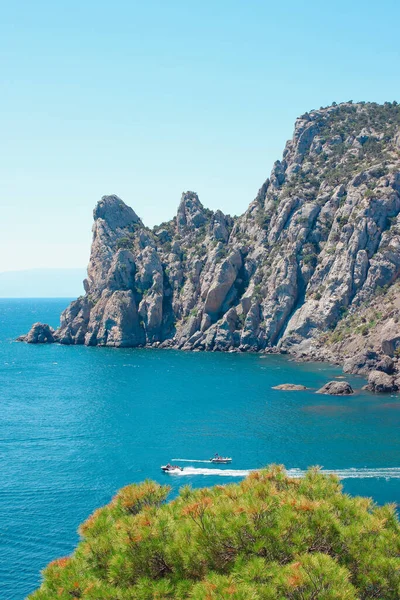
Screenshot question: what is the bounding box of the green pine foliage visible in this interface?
[29,467,400,599]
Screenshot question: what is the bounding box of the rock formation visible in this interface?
[20,101,400,386]
[272,384,307,391]
[364,370,398,393]
[18,322,55,344]
[316,381,354,395]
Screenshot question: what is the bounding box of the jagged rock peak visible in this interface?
[19,101,400,390]
[177,191,209,231]
[94,194,142,230]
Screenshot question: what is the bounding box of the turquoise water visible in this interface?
[1,299,400,599]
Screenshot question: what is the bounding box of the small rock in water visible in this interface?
[272,383,307,391]
[316,381,354,395]
[17,322,55,344]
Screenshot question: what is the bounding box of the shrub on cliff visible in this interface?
[30,467,400,599]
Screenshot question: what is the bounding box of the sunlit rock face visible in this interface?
[21,103,400,371]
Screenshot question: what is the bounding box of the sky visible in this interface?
[1,0,399,273]
[0,268,86,297]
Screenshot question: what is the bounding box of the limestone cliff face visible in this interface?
[22,102,400,367]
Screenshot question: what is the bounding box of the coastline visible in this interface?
[17,327,374,394]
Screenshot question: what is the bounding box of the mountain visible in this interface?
[0,268,86,298]
[20,102,400,388]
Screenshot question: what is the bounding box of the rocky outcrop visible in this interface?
[381,330,400,357]
[18,322,56,344]
[364,370,398,393]
[375,355,395,374]
[316,381,354,395]
[343,351,380,375]
[20,102,400,389]
[272,384,307,391]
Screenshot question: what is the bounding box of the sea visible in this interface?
[1,298,399,599]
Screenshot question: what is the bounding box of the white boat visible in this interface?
[210,455,232,464]
[161,464,183,473]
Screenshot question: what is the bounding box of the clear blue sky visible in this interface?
[1,0,399,271]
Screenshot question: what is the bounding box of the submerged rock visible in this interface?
[18,322,55,344]
[272,383,307,391]
[316,381,354,395]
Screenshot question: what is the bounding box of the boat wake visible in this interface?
[168,467,400,479]
[174,467,250,477]
[287,468,400,480]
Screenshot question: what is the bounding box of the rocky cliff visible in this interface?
[21,101,400,379]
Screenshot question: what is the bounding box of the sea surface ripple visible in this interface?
[0,299,399,599]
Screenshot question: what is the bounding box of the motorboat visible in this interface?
[210,455,232,464]
[161,464,183,473]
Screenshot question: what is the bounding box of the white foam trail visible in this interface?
[166,467,400,480]
[174,467,250,477]
[171,459,212,463]
[300,468,400,480]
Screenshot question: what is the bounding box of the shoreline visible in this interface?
[18,332,375,393]
[18,319,400,394]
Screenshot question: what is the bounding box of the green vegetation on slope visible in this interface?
[30,467,400,599]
